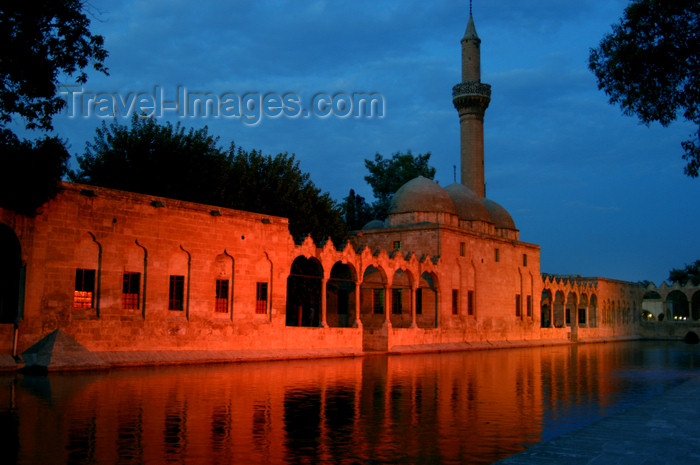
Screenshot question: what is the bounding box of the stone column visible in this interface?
[320,277,328,328]
[354,281,362,328]
[410,286,418,328]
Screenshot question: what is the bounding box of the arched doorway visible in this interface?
[541,289,552,328]
[565,292,577,327]
[327,262,357,328]
[417,272,438,329]
[360,265,387,328]
[579,294,588,327]
[286,256,323,327]
[642,291,662,321]
[0,224,22,324]
[589,295,598,327]
[390,269,412,328]
[553,291,565,328]
[667,290,689,321]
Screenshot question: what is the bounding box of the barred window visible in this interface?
[255,282,268,314]
[169,275,185,311]
[122,272,140,310]
[74,269,96,308]
[215,279,229,313]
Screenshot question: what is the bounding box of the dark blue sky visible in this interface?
[22,0,699,284]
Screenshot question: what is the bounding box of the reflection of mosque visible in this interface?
[1,344,683,464]
[0,10,674,366]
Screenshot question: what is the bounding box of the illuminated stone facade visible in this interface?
[0,12,648,366]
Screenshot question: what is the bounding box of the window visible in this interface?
[122,272,140,310]
[459,242,465,257]
[467,290,474,316]
[495,248,500,262]
[169,275,185,311]
[392,241,401,252]
[392,289,402,314]
[255,282,268,314]
[526,295,532,317]
[74,269,96,308]
[215,279,229,313]
[515,294,521,317]
[452,290,459,315]
[523,254,528,266]
[372,288,385,314]
[416,288,423,315]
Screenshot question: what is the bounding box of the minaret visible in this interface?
[452,4,491,198]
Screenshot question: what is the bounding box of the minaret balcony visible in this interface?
[452,82,491,112]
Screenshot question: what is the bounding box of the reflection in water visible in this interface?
[1,341,698,464]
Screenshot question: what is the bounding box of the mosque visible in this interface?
[0,10,694,370]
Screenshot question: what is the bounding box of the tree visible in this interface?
[589,0,700,176]
[668,260,700,286]
[0,129,69,216]
[71,116,347,245]
[0,1,108,131]
[340,189,374,231]
[364,150,436,219]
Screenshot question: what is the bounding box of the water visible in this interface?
[1,341,698,464]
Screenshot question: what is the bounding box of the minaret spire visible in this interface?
[452,3,491,198]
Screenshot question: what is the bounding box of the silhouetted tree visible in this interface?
[340,189,374,231]
[0,1,108,131]
[0,130,69,216]
[363,150,436,219]
[71,116,347,245]
[589,0,699,176]
[668,260,700,286]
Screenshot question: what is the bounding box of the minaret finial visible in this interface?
[469,0,472,16]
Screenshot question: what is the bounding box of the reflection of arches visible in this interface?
[417,272,438,329]
[693,291,700,321]
[286,256,323,327]
[360,265,387,328]
[540,289,552,328]
[327,262,357,328]
[589,294,598,327]
[0,224,22,324]
[667,290,689,320]
[553,291,565,328]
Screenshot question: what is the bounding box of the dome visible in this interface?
[482,198,516,230]
[389,177,456,215]
[444,183,492,223]
[362,219,385,230]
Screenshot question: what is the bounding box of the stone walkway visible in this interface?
[495,374,700,464]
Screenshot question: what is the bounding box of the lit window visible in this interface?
[373,288,385,314]
[122,272,140,310]
[460,242,465,257]
[392,289,402,314]
[467,290,474,316]
[169,275,185,311]
[255,282,268,314]
[452,289,459,315]
[495,248,500,262]
[393,241,401,252]
[215,279,229,313]
[74,269,96,308]
[515,294,521,317]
